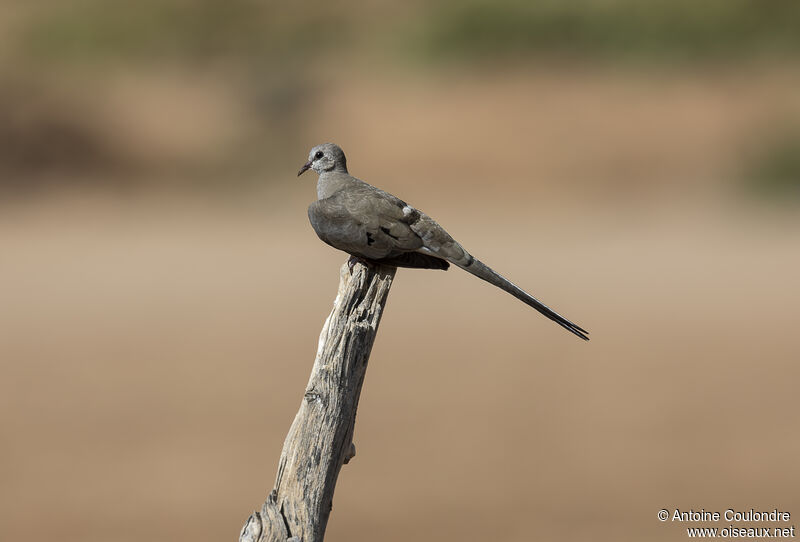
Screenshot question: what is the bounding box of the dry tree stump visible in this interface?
[240,261,396,542]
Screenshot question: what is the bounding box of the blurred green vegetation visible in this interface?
[416,0,800,64]
[18,0,352,66]
[14,0,800,67]
[744,129,800,200]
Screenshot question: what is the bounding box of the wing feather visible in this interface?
[308,188,423,260]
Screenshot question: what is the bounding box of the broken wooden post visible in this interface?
[240,261,396,542]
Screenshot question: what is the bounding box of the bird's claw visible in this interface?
[347,255,374,274]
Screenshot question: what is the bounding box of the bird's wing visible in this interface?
[407,210,473,265]
[308,187,423,260]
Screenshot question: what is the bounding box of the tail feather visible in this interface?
[457,259,589,341]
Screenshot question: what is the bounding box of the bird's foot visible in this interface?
[347,255,375,274]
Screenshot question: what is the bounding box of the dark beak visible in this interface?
[297,161,312,177]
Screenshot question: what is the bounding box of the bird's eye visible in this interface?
[314,151,324,159]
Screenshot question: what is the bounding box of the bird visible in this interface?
[298,143,589,341]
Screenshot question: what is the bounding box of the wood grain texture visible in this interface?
[240,261,396,542]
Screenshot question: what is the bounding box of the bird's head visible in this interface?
[297,143,348,176]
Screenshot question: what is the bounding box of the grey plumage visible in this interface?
[299,143,589,341]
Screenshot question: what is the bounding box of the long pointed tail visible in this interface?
[408,211,588,340]
[457,258,589,341]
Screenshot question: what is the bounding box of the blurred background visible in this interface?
[2,1,799,541]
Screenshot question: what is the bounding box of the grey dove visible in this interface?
[298,143,589,340]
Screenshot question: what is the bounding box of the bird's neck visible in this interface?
[317,171,358,200]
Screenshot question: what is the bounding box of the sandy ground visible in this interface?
[1,186,798,541]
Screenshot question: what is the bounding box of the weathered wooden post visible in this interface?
[240,261,396,542]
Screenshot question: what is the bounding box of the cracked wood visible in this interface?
[240,261,396,542]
